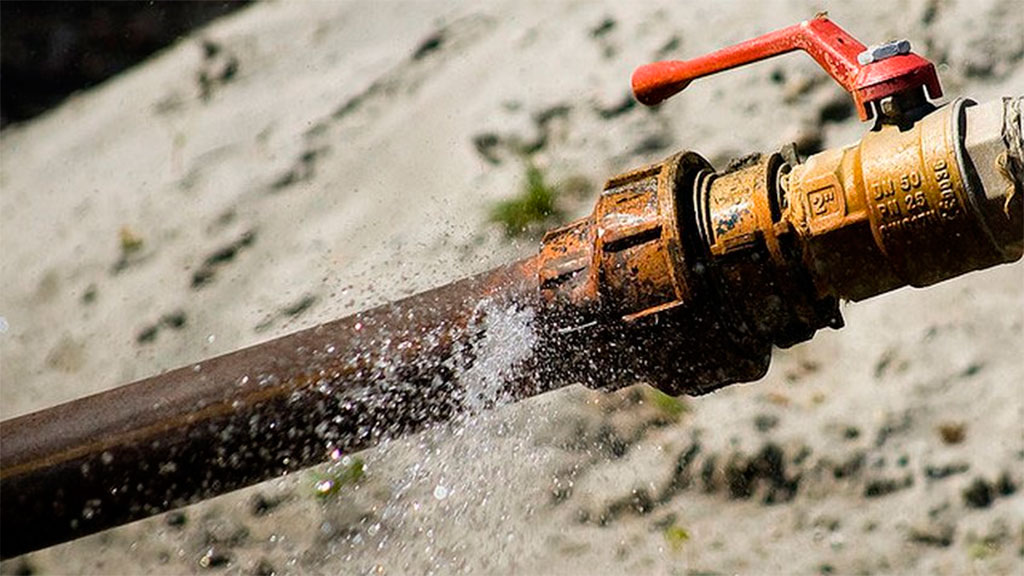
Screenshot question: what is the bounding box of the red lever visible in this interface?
[632,15,942,121]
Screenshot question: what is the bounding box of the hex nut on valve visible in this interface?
[856,39,912,65]
[963,97,1023,259]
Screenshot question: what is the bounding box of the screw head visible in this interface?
[857,39,912,66]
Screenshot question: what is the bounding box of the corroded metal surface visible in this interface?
[3,96,1021,559]
[786,99,1022,300]
[2,259,562,558]
[538,151,783,397]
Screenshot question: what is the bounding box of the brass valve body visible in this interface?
[786,98,1021,301]
[538,98,1022,396]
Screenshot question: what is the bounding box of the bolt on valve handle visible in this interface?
[632,15,942,123]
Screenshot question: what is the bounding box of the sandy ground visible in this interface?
[1,1,1022,574]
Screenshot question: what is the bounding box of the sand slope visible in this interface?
[2,0,1022,574]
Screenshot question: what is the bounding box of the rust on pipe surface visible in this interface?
[2,97,1021,560]
[4,10,1021,560]
[1,259,565,558]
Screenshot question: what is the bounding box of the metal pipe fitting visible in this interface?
[784,97,1022,300]
[2,98,1021,560]
[539,99,1021,389]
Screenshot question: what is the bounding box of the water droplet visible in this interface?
[354,322,364,331]
[432,485,449,500]
[101,451,114,465]
[315,479,334,495]
[198,546,230,569]
[206,334,216,344]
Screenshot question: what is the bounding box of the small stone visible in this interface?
[162,310,187,329]
[924,461,970,480]
[700,455,719,492]
[249,492,280,517]
[995,471,1018,496]
[754,413,779,432]
[864,474,913,498]
[936,422,967,444]
[471,133,503,165]
[574,508,591,524]
[119,226,144,256]
[875,411,912,447]
[165,510,187,528]
[81,284,98,305]
[962,477,994,508]
[960,362,984,377]
[136,324,159,344]
[832,451,865,479]
[282,294,316,317]
[412,30,445,61]
[590,17,615,38]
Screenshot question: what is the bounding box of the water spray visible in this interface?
[2,15,1021,559]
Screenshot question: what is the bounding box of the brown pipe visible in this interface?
[1,259,568,558]
[2,98,1020,560]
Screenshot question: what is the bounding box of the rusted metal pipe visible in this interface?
[0,259,559,558]
[2,12,1022,558]
[3,97,1019,558]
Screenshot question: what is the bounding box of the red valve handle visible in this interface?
[632,15,942,121]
